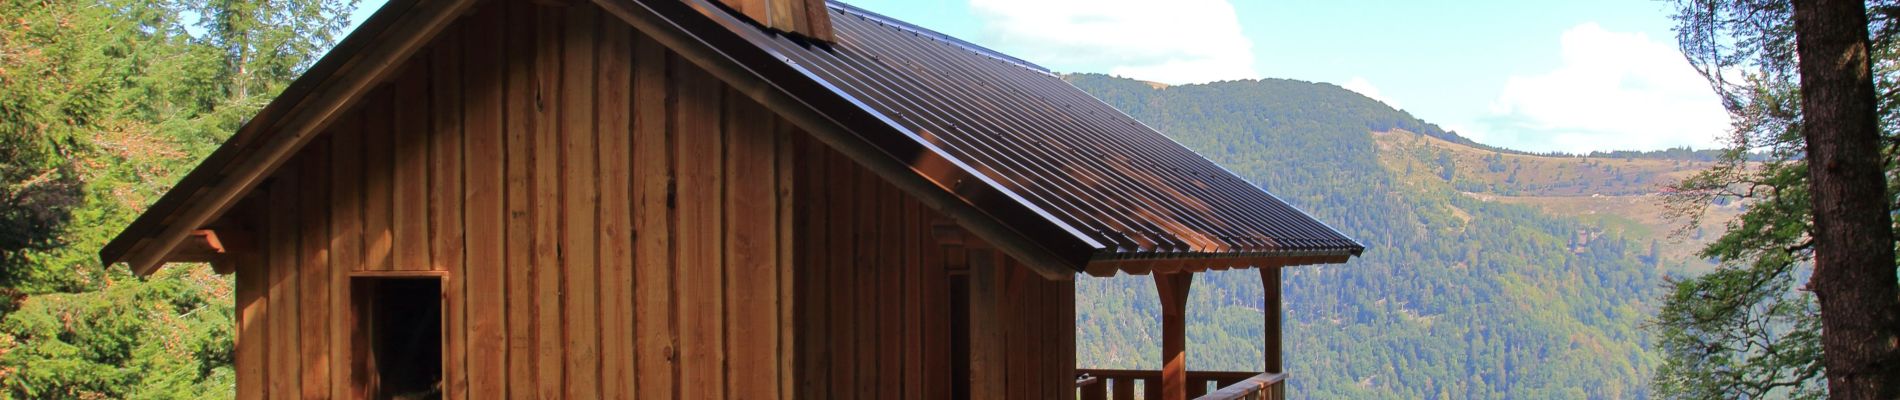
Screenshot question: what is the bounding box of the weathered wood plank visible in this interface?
[501,2,539,394]
[236,216,269,400]
[723,90,778,400]
[878,173,901,398]
[920,209,947,400]
[348,279,374,400]
[1049,270,1073,400]
[1047,279,1066,400]
[852,154,875,400]
[1003,254,1028,400]
[596,13,637,400]
[967,248,1004,400]
[1026,259,1041,400]
[362,88,395,271]
[904,195,922,400]
[560,7,602,399]
[828,142,851,400]
[1059,275,1078,400]
[393,61,431,272]
[461,4,507,397]
[428,28,469,399]
[774,117,796,400]
[794,134,829,400]
[326,109,363,400]
[530,5,566,398]
[631,35,677,400]
[298,138,332,400]
[266,164,302,400]
[675,56,727,400]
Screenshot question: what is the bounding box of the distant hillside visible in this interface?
[1374,129,1710,197]
[1372,129,1738,269]
[1067,73,1693,399]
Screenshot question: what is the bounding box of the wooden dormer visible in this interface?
[710,0,833,42]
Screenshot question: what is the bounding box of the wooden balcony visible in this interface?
[1072,266,1287,399]
[1075,369,1285,400]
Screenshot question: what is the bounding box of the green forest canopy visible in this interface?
[0,1,354,398]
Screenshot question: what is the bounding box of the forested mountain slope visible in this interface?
[1068,74,1671,399]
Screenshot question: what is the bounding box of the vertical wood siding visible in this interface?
[229,2,1074,398]
[232,3,791,398]
[790,135,1077,399]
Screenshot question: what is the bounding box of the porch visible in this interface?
[1074,265,1290,400]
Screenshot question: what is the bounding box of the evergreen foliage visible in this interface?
[0,1,354,398]
[1651,0,1900,397]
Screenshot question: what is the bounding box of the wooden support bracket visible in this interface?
[163,229,256,274]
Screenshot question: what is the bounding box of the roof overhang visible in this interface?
[596,0,1360,277]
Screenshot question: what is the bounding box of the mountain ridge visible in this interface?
[1067,73,1695,399]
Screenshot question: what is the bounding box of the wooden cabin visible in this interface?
[100,0,1364,399]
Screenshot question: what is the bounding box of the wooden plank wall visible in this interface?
[973,248,1078,400]
[231,2,793,399]
[791,135,1077,399]
[228,2,1079,399]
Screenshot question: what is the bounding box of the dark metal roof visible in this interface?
[741,2,1364,263]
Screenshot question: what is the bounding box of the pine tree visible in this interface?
[1657,0,1900,397]
[0,0,355,397]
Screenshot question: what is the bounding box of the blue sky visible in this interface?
[346,0,1728,154]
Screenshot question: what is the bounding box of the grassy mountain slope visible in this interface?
[1067,74,1682,399]
[1371,129,1739,270]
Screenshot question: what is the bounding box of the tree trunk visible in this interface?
[1790,0,1900,398]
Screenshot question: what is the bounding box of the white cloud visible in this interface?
[1343,77,1398,108]
[1474,23,1728,153]
[967,0,1256,84]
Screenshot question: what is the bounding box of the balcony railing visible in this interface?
[1075,369,1286,400]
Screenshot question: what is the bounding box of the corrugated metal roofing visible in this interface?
[744,2,1364,263]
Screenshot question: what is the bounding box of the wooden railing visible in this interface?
[1074,369,1285,400]
[1197,372,1286,400]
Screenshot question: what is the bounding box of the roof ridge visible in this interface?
[825,1,1053,75]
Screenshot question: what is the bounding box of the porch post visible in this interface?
[1154,272,1193,400]
[1260,267,1283,374]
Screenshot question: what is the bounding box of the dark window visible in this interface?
[352,277,443,400]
